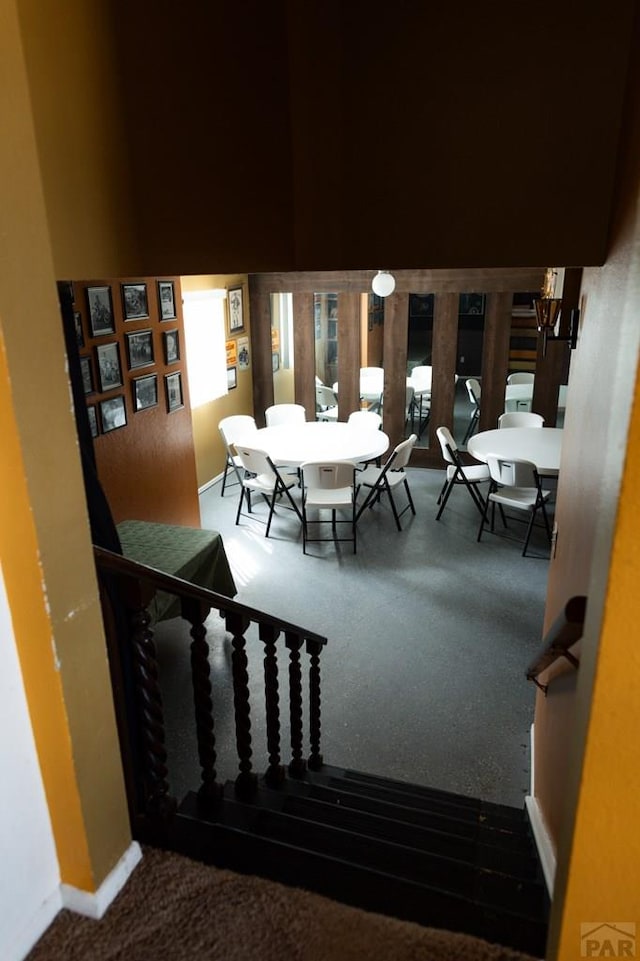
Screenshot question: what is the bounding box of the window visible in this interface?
[182,290,227,407]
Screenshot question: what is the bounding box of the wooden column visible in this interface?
[430,293,459,458]
[292,292,315,418]
[480,292,513,430]
[248,278,274,427]
[382,292,409,450]
[337,292,361,421]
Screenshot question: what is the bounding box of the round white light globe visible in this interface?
[371,270,396,297]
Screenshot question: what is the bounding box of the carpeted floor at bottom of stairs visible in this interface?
[27,845,540,961]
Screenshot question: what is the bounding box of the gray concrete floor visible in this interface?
[154,465,552,810]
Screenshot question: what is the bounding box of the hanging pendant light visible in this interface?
[371,270,396,297]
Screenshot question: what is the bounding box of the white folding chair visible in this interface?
[300,461,358,554]
[218,414,258,496]
[234,445,302,537]
[506,372,535,385]
[435,425,489,520]
[347,410,382,430]
[356,434,417,531]
[315,385,339,421]
[498,412,545,429]
[462,378,481,444]
[265,403,307,427]
[477,455,552,557]
[409,365,432,438]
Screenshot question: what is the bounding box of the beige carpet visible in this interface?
[27,846,540,961]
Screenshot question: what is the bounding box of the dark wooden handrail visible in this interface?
[94,545,327,645]
[526,595,586,694]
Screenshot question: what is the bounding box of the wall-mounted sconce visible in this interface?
[371,270,396,297]
[534,299,579,358]
[534,268,578,358]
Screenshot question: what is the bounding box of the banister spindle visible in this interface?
[285,631,307,777]
[259,623,284,786]
[182,597,222,805]
[126,589,176,821]
[306,638,325,770]
[225,611,257,797]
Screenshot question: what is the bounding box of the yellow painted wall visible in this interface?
[2,0,130,887]
[181,275,254,490]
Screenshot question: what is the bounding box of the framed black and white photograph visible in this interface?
[95,342,123,392]
[163,329,180,364]
[165,371,183,412]
[132,373,158,412]
[158,280,176,320]
[237,335,250,370]
[87,404,99,438]
[126,329,155,369]
[122,282,149,320]
[227,286,244,333]
[99,395,127,433]
[227,366,237,390]
[80,355,94,394]
[86,285,115,336]
[74,311,85,348]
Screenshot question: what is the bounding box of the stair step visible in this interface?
[173,792,549,957]
[340,768,525,821]
[302,782,535,855]
[282,793,540,880]
[253,806,546,918]
[322,775,525,832]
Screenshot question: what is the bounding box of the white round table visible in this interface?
[467,427,563,476]
[255,421,390,468]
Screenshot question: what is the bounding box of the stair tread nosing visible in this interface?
[252,806,546,917]
[282,793,540,880]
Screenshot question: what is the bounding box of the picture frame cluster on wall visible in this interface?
[74,277,184,437]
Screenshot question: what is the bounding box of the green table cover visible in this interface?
[117,520,237,623]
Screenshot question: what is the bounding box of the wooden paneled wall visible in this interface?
[72,276,200,526]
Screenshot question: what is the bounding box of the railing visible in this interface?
[94,546,327,830]
[526,595,586,694]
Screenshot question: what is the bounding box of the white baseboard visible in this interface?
[10,887,62,961]
[60,841,142,920]
[525,795,556,896]
[526,723,556,896]
[198,472,224,495]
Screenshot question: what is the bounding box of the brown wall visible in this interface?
[74,276,200,527]
[110,1,634,275]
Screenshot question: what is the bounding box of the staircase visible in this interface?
[95,546,549,959]
[172,766,548,956]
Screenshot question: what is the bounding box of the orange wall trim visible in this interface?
[0,329,95,890]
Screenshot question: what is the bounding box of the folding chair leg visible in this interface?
[403,478,416,517]
[477,486,494,542]
[436,478,456,520]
